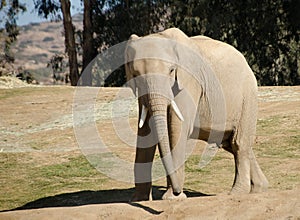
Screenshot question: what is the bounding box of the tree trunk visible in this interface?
[60,0,79,86]
[81,0,97,86]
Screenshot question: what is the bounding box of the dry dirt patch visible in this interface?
[0,189,299,220]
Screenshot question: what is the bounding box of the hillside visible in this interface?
[0,85,299,219]
[11,14,83,84]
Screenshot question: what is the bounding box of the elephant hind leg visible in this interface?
[230,138,268,194]
[249,149,268,193]
[230,103,255,193]
[230,98,268,194]
[230,139,252,194]
[230,120,269,194]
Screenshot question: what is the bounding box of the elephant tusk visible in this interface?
[171,100,184,121]
[139,105,148,128]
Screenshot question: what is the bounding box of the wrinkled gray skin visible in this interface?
[125,28,268,201]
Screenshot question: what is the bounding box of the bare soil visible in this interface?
[0,82,299,219]
[1,189,300,220]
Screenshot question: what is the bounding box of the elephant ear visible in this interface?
[174,66,196,94]
[173,36,205,100]
[129,34,139,41]
[158,28,188,42]
[125,63,137,96]
[159,28,198,91]
[125,34,140,96]
[174,67,183,91]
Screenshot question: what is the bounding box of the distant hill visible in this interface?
[11,14,83,84]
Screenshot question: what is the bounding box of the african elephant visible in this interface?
[125,28,268,201]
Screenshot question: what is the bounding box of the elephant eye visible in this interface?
[169,66,176,74]
[132,72,139,78]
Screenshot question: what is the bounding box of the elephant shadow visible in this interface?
[4,186,210,212]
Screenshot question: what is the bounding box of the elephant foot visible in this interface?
[162,188,187,200]
[130,192,152,202]
[251,179,268,193]
[230,183,251,195]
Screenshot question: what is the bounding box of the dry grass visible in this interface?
[0,86,299,211]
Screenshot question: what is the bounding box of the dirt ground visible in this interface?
[1,188,299,220]
[0,79,299,219]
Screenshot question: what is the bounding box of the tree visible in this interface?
[35,0,79,85]
[47,53,68,84]
[91,0,169,86]
[81,0,97,86]
[33,0,299,86]
[0,0,26,75]
[167,0,300,85]
[34,0,170,86]
[60,0,79,85]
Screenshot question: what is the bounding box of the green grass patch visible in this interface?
[0,154,109,211]
[256,114,300,159]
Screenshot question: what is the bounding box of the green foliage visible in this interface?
[89,0,299,86]
[92,0,167,46]
[167,0,300,86]
[47,53,69,84]
[43,36,54,42]
[88,0,169,86]
[34,0,61,20]
[16,69,35,83]
[32,0,300,86]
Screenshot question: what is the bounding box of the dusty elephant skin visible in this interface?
[125,28,268,201]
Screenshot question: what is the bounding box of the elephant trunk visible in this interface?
[148,93,181,195]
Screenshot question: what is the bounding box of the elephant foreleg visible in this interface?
[132,144,156,201]
[163,149,186,200]
[131,114,157,202]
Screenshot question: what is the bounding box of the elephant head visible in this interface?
[125,29,200,195]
